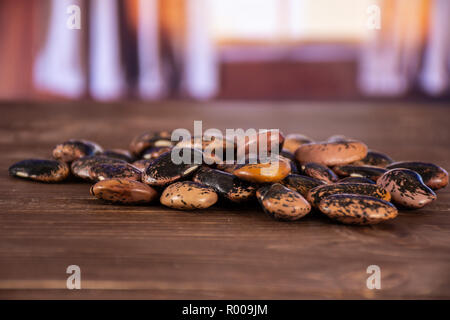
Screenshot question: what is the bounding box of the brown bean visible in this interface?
[295,140,368,166]
[257,183,311,221]
[90,178,158,204]
[236,129,285,156]
[377,169,436,209]
[160,181,218,210]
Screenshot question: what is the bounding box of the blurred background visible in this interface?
[0,0,449,101]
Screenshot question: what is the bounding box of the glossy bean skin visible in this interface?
[90,178,158,204]
[53,139,103,163]
[193,167,257,203]
[282,174,325,197]
[142,148,202,186]
[233,157,291,183]
[71,156,128,180]
[302,162,338,184]
[386,161,448,190]
[295,140,368,166]
[351,150,393,168]
[257,183,311,221]
[160,181,218,210]
[129,131,173,157]
[377,169,436,209]
[89,163,142,182]
[318,194,398,225]
[9,159,69,183]
[307,183,391,207]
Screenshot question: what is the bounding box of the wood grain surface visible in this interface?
[0,101,449,299]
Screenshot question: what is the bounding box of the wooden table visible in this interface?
[0,101,449,299]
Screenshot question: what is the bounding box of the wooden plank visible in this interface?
[0,101,449,299]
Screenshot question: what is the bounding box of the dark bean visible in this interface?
[142,148,202,186]
[281,174,325,197]
[89,163,142,182]
[351,150,393,167]
[193,167,257,203]
[129,131,173,156]
[332,165,387,182]
[141,146,172,160]
[9,159,69,182]
[53,139,103,162]
[71,156,128,180]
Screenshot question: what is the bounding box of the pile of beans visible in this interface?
[8,131,448,225]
